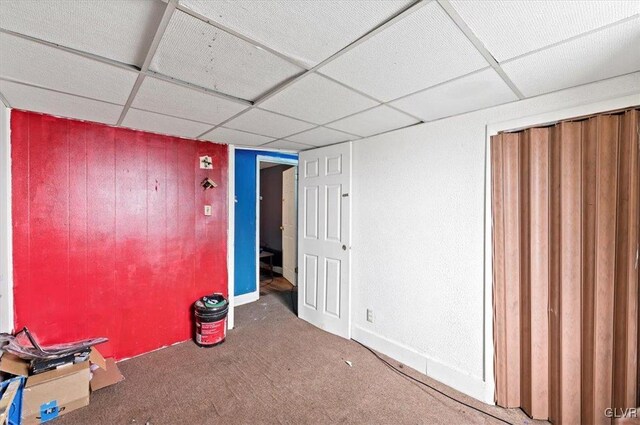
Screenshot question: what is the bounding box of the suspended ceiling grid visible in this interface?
[0,0,638,151]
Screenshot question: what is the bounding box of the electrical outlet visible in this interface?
[366,309,374,323]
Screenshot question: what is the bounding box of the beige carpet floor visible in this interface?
[59,292,547,425]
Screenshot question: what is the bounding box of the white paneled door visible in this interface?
[298,142,351,339]
[282,166,297,285]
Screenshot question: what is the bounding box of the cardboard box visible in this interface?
[87,349,124,391]
[0,348,124,424]
[22,362,90,424]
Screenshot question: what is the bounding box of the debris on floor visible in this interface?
[344,360,353,367]
[0,327,123,424]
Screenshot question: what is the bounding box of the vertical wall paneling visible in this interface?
[613,109,639,410]
[592,115,619,424]
[502,132,522,407]
[522,128,549,418]
[491,133,507,405]
[491,108,639,425]
[581,117,597,425]
[548,124,561,424]
[11,110,228,360]
[558,121,583,424]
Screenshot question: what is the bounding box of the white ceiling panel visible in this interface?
[122,108,213,139]
[225,109,314,139]
[262,140,313,152]
[327,105,418,137]
[200,127,274,146]
[502,18,640,97]
[319,2,488,101]
[149,10,303,101]
[260,73,378,124]
[450,0,640,62]
[0,80,122,125]
[390,68,518,122]
[287,126,357,146]
[132,77,248,125]
[179,0,413,68]
[0,0,165,67]
[0,33,137,105]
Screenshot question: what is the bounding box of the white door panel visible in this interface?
[282,167,297,285]
[298,142,351,339]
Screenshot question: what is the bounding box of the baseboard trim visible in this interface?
[351,325,493,404]
[234,291,259,306]
[352,325,427,374]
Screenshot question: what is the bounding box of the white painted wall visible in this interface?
[0,106,12,333]
[350,72,640,403]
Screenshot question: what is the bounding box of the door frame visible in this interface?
[482,93,640,404]
[255,155,299,298]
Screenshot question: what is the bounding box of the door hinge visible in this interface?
[636,245,639,270]
[295,267,298,274]
[342,193,349,197]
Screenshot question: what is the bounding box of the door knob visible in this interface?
[280,226,284,230]
[342,245,347,250]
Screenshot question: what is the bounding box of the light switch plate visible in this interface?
[204,205,212,216]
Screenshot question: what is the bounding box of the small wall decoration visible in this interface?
[200,155,213,170]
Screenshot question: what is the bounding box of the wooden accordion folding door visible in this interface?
[491,108,639,425]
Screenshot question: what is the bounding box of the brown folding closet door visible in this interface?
[492,108,639,425]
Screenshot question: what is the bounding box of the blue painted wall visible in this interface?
[235,149,297,296]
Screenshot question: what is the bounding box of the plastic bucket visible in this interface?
[194,294,228,347]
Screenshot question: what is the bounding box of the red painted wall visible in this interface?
[11,110,228,360]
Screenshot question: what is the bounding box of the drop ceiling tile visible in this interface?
[287,126,357,147]
[327,106,418,137]
[450,0,639,62]
[0,80,122,125]
[262,140,313,152]
[149,10,304,101]
[179,0,413,68]
[225,109,314,139]
[0,33,137,105]
[0,0,165,66]
[260,73,378,124]
[390,68,518,122]
[319,2,488,102]
[200,127,274,146]
[502,17,640,97]
[122,108,213,139]
[132,77,248,125]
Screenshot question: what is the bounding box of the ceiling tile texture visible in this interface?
[122,108,213,138]
[260,73,379,124]
[132,77,248,125]
[0,32,138,105]
[319,2,489,101]
[179,0,413,68]
[0,79,123,125]
[286,126,357,146]
[501,17,640,97]
[390,68,519,122]
[450,0,640,62]
[327,105,418,137]
[225,109,315,139]
[200,127,274,146]
[0,0,165,66]
[262,139,313,152]
[149,10,304,101]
